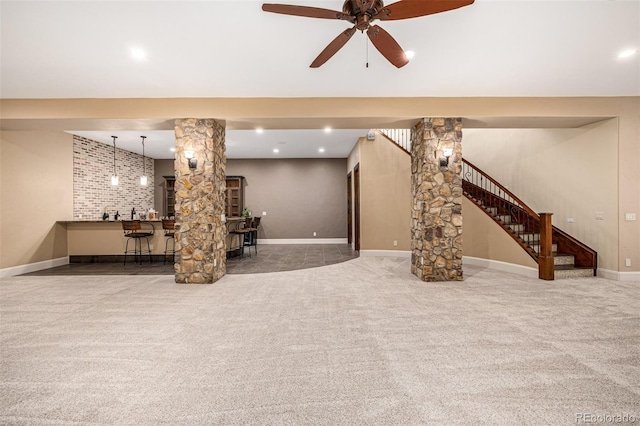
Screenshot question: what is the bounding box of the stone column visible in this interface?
[411,118,463,281]
[174,118,226,284]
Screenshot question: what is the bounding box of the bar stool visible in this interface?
[162,218,175,265]
[122,220,154,265]
[231,217,255,258]
[248,216,261,255]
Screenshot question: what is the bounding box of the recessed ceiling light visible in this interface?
[324,127,332,133]
[170,147,176,152]
[618,48,637,59]
[405,50,416,59]
[318,148,325,153]
[256,128,264,134]
[130,47,147,61]
[273,148,279,153]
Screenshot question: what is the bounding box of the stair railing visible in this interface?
[377,129,412,154]
[377,129,597,279]
[462,160,549,265]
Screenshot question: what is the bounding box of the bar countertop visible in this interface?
[58,220,162,224]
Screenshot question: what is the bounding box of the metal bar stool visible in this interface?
[231,217,256,258]
[247,216,261,255]
[162,218,175,265]
[122,220,154,265]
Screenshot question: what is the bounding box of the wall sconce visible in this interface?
[439,148,454,167]
[184,150,197,169]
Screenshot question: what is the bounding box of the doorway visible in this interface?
[354,163,360,251]
[347,171,353,245]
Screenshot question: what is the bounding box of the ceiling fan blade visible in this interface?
[310,26,357,68]
[262,4,352,21]
[373,0,474,21]
[367,25,409,68]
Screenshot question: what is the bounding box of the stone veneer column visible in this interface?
[174,118,226,284]
[411,118,463,281]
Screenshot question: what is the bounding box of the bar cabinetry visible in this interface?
[163,176,175,217]
[225,176,244,217]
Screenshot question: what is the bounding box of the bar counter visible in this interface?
[59,220,168,257]
[59,218,246,259]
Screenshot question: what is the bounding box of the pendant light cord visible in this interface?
[141,136,146,176]
[111,136,117,176]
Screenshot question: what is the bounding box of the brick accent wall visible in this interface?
[73,136,154,220]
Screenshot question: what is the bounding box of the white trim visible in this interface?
[598,268,640,282]
[360,250,411,258]
[462,256,538,279]
[259,238,348,245]
[0,257,69,278]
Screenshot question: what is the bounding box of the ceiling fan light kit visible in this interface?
[262,0,474,68]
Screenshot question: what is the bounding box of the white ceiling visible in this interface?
[2,0,639,158]
[69,128,370,159]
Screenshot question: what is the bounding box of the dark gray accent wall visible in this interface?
[227,159,347,240]
[154,159,175,217]
[154,158,347,239]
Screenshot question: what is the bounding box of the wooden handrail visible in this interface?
[463,159,539,220]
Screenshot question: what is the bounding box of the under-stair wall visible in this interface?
[463,197,538,271]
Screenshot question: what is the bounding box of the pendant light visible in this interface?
[111,136,119,186]
[140,135,148,186]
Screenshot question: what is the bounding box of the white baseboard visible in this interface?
[259,238,348,245]
[463,256,538,279]
[360,250,411,258]
[598,268,640,282]
[0,257,69,279]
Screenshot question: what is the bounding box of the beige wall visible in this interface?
[356,134,412,251]
[0,131,73,268]
[226,158,347,239]
[463,119,619,270]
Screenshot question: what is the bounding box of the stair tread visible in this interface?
[554,265,594,271]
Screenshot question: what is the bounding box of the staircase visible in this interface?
[378,129,598,280]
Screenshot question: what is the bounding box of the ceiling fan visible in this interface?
[262,0,474,68]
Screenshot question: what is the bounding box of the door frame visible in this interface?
[353,163,360,251]
[347,171,353,245]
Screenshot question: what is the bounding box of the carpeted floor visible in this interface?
[1,257,639,425]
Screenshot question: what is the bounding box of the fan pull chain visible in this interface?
[366,36,369,68]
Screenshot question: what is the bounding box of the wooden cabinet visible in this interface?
[164,175,243,218]
[163,176,176,218]
[225,176,244,217]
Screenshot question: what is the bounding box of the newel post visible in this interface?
[538,212,554,280]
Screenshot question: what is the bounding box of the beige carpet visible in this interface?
[1,257,639,425]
